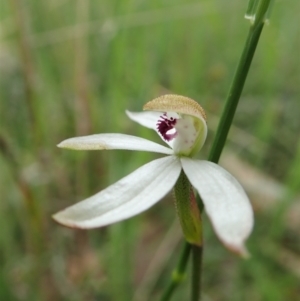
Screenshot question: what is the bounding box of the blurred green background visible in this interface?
[0,0,299,300]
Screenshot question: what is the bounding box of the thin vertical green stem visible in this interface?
[191,245,202,301]
[208,23,264,163]
[159,243,191,301]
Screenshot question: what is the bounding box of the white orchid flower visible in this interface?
[53,95,253,256]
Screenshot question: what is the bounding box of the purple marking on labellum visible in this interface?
[156,113,177,141]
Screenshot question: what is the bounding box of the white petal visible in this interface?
[181,158,254,256]
[53,156,181,228]
[58,133,173,155]
[126,110,161,130]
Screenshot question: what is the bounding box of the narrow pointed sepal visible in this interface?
[126,110,161,130]
[53,156,181,229]
[58,133,173,155]
[181,158,254,257]
[174,171,202,246]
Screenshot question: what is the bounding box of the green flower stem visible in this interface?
[158,243,191,301]
[208,22,264,164]
[159,8,269,301]
[191,245,202,301]
[253,0,272,28]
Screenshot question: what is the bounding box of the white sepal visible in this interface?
[181,157,254,257]
[126,110,161,130]
[58,133,173,155]
[53,156,181,228]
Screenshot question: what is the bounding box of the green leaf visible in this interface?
[174,171,202,246]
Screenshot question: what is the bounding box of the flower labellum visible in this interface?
[143,95,207,157]
[53,94,253,256]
